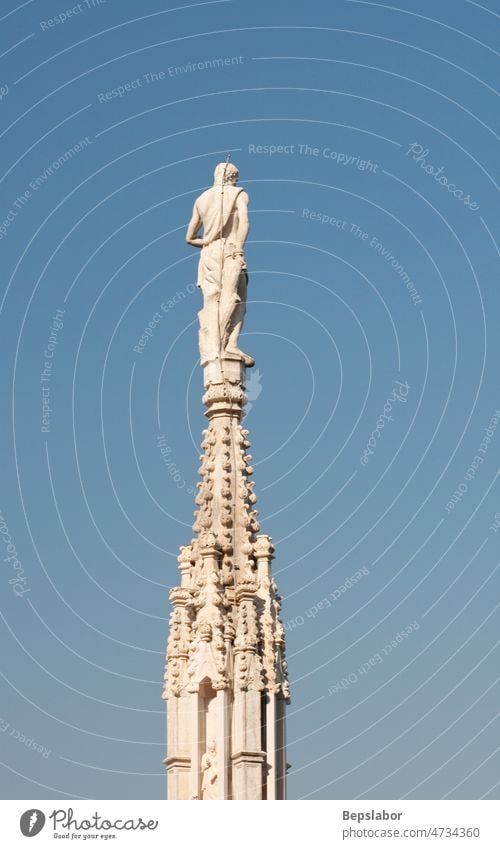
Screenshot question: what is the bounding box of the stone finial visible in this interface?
[254,534,275,559]
[178,544,194,564]
[199,531,221,553]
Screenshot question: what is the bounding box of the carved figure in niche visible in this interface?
[201,740,218,800]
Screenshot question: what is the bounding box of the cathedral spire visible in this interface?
[162,164,289,800]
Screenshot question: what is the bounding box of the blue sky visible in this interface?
[0,0,499,800]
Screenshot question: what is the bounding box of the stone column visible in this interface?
[231,689,264,800]
[265,693,277,800]
[231,576,265,800]
[163,694,191,800]
[190,691,203,800]
[216,687,231,799]
[276,696,287,800]
[163,558,194,800]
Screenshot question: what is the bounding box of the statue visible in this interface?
[186,162,255,368]
[200,740,218,800]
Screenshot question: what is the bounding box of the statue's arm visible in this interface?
[235,191,249,253]
[185,201,204,248]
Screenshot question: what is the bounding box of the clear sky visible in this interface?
[0,0,499,801]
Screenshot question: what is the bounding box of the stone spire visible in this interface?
[162,162,289,800]
[163,359,290,800]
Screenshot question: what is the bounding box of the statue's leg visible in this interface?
[218,255,240,350]
[223,266,254,366]
[197,244,224,364]
[198,292,220,363]
[225,280,245,348]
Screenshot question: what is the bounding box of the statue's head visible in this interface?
[213,162,239,186]
[207,739,216,753]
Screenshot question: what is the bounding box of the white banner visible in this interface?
[1,800,498,847]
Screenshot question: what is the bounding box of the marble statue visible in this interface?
[201,740,218,800]
[163,163,290,801]
[186,162,254,367]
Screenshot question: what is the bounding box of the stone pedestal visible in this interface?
[202,356,246,389]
